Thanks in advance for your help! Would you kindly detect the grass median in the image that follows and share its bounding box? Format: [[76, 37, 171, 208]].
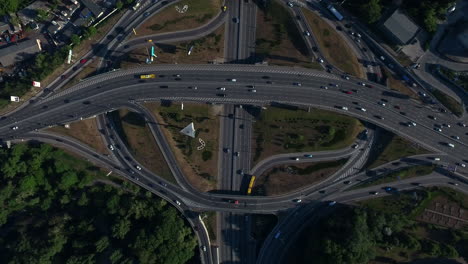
[[255, 1, 321, 69], [135, 0, 222, 36], [109, 109, 175, 183], [366, 130, 430, 169], [431, 89, 463, 117], [252, 106, 363, 163], [301, 8, 364, 77]]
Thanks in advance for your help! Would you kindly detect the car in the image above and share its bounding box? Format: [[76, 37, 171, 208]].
[[304, 31, 310, 36], [433, 157, 441, 161], [219, 87, 226, 91], [411, 182, 421, 186], [294, 82, 302, 86], [275, 231, 282, 239], [457, 163, 466, 168], [365, 84, 373, 88], [175, 200, 181, 206], [80, 59, 87, 64], [328, 201, 336, 206], [230, 78, 237, 82], [224, 148, 230, 153], [296, 15, 301, 20], [318, 58, 324, 63], [135, 165, 142, 170], [362, 47, 367, 52], [216, 93, 226, 97], [370, 191, 379, 195], [358, 82, 366, 86], [449, 182, 459, 186], [287, 1, 293, 7], [312, 46, 318, 52], [336, 26, 342, 31], [434, 127, 442, 132], [235, 152, 240, 157], [447, 143, 455, 148], [293, 199, 302, 203], [451, 135, 460, 140], [11, 126, 19, 130], [428, 115, 437, 120], [144, 11, 150, 17], [352, 144, 359, 149], [222, 5, 227, 11], [202, 246, 207, 252], [293, 157, 300, 161], [378, 101, 386, 107], [442, 123, 451, 128], [329, 83, 339, 87], [321, 86, 328, 89], [341, 106, 348, 111], [375, 115, 384, 120], [410, 122, 417, 126], [384, 187, 395, 192], [304, 154, 313, 158], [358, 107, 367, 112], [394, 105, 401, 110], [233, 17, 239, 23], [250, 89, 257, 93], [108, 145, 115, 151], [345, 91, 352, 94], [343, 75, 350, 80], [343, 181, 351, 185], [458, 122, 466, 127]]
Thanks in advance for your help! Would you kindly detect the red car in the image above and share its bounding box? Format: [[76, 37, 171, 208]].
[[80, 59, 88, 64], [345, 91, 352, 94], [394, 105, 401, 109]]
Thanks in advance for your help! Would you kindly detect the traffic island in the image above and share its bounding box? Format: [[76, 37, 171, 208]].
[[252, 159, 348, 196], [252, 105, 363, 164], [255, 1, 321, 69], [109, 109, 175, 183], [119, 25, 225, 67], [301, 8, 364, 77], [133, 0, 222, 36], [431, 89, 463, 118], [145, 102, 220, 192], [381, 68, 419, 100], [46, 117, 109, 155]]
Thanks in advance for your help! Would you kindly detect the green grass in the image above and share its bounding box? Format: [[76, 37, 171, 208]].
[[253, 106, 362, 161], [203, 211, 217, 241], [431, 89, 463, 117], [354, 164, 435, 190], [367, 130, 430, 169]]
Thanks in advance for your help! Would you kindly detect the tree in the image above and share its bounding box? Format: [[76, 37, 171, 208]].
[[70, 34, 81, 46], [359, 0, 382, 24], [116, 1, 123, 9], [423, 8, 438, 33], [95, 236, 110, 253], [112, 218, 131, 239]]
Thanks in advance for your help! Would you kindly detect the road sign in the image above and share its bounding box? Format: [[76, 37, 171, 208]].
[[10, 96, 19, 102]]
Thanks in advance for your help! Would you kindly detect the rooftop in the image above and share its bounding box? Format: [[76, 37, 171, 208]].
[[381, 9, 420, 45], [0, 39, 42, 67]]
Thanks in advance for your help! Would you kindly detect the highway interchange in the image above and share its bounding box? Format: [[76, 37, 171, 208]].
[[2, 1, 468, 264]]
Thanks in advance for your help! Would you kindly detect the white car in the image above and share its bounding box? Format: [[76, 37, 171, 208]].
[[318, 58, 324, 63], [11, 126, 19, 130], [451, 135, 460, 140], [378, 101, 386, 107], [294, 82, 302, 86], [359, 107, 367, 112], [230, 79, 237, 82], [175, 200, 181, 206], [202, 246, 207, 252], [458, 122, 466, 127], [341, 106, 348, 111], [108, 145, 115, 151], [447, 143, 455, 148], [287, 1, 293, 7], [321, 86, 328, 89], [434, 127, 442, 132], [442, 124, 451, 128], [359, 82, 366, 86], [293, 199, 302, 203], [219, 87, 226, 91], [250, 89, 257, 93], [135, 165, 142, 170], [294, 157, 300, 161], [457, 163, 466, 168], [352, 144, 359, 149], [411, 122, 417, 126], [433, 157, 441, 161]]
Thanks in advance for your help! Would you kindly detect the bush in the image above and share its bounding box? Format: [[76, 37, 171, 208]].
[[202, 150, 212, 161]]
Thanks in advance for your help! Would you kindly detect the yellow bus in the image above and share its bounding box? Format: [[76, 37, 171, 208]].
[[247, 176, 256, 195], [140, 74, 156, 79]]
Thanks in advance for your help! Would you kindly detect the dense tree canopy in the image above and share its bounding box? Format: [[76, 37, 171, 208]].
[[0, 143, 197, 264]]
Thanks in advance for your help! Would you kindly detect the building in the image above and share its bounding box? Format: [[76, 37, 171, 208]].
[[17, 0, 50, 25], [0, 21, 11, 33], [80, 0, 104, 18], [379, 9, 420, 45], [0, 39, 42, 67]]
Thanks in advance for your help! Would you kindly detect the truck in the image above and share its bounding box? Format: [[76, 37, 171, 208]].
[[140, 74, 156, 79], [327, 4, 343, 21], [133, 2, 141, 10]]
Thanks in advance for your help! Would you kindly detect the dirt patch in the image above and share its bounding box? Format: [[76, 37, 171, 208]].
[[120, 25, 224, 68], [60, 59, 101, 91], [252, 106, 363, 163], [255, 1, 321, 69], [417, 196, 468, 229], [382, 68, 419, 99], [254, 159, 347, 196], [134, 0, 222, 36], [114, 109, 175, 183], [302, 8, 364, 77], [145, 102, 220, 192], [47, 117, 109, 155]]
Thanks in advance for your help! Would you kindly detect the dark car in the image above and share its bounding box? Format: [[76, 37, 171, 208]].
[[312, 46, 318, 52], [217, 93, 227, 97]]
